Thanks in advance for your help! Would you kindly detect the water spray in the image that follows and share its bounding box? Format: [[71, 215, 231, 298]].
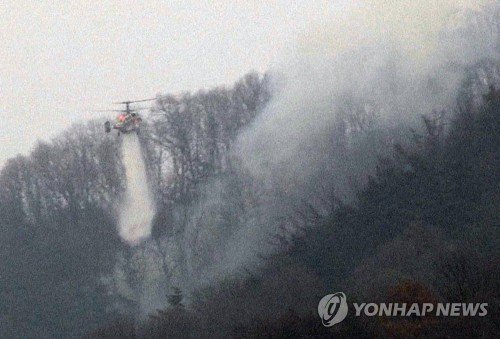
[[118, 134, 155, 245]]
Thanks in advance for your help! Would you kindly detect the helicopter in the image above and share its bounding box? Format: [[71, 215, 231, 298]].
[[102, 98, 155, 135]]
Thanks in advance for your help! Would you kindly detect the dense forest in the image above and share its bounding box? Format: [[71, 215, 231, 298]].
[[0, 58, 498, 337], [0, 72, 273, 337]]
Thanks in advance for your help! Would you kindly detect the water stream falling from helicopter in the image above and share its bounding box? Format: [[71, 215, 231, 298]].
[[118, 133, 155, 245]]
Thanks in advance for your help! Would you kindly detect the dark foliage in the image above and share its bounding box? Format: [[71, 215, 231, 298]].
[[99, 89, 499, 338], [1, 70, 498, 338]]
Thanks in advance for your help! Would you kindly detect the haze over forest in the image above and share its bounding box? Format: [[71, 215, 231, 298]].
[[0, 1, 498, 338]]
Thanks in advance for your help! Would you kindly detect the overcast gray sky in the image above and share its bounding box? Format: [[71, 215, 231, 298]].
[[0, 0, 338, 166]]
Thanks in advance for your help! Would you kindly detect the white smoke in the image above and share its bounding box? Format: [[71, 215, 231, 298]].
[[117, 0, 499, 302], [211, 0, 499, 280], [118, 134, 155, 245], [237, 0, 498, 194]]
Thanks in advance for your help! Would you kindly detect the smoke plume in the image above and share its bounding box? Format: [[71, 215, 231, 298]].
[[117, 0, 499, 305], [213, 0, 499, 280], [237, 0, 498, 196], [118, 134, 155, 245]]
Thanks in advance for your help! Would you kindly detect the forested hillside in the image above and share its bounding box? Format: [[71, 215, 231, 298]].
[[1, 61, 498, 337], [1, 1, 498, 338], [0, 72, 271, 338], [94, 72, 499, 339]]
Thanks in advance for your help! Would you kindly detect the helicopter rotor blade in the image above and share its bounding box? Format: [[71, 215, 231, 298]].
[[94, 107, 150, 113], [94, 109, 128, 112], [132, 98, 156, 103], [113, 98, 156, 104]]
